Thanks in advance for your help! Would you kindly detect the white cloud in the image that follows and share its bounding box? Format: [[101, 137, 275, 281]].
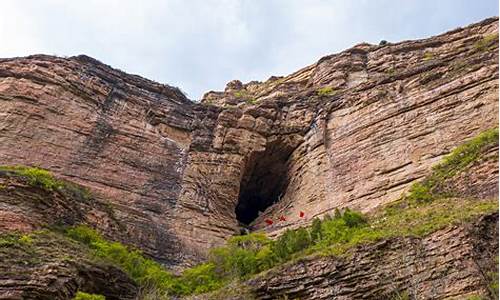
[[0, 0, 497, 99]]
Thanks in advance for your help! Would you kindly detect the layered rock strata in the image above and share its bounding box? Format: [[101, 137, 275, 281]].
[[0, 18, 497, 269]]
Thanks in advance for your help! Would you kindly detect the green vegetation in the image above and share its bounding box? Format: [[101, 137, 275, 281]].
[[65, 225, 224, 297], [466, 296, 484, 300], [62, 211, 367, 297], [246, 98, 257, 104], [208, 211, 364, 279], [0, 165, 93, 202], [488, 256, 499, 299], [18, 234, 34, 245], [7, 128, 497, 298], [66, 226, 181, 294], [391, 291, 410, 300], [386, 67, 396, 76], [234, 91, 245, 98], [474, 33, 498, 51], [405, 127, 498, 204], [0, 166, 63, 191], [422, 51, 435, 61], [73, 292, 106, 300], [317, 86, 336, 96], [0, 233, 36, 247], [234, 90, 257, 104]]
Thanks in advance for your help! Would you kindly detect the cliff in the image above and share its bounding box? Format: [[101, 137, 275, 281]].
[[0, 17, 498, 299]]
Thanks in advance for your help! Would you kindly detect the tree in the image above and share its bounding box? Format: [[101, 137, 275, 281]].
[[310, 218, 323, 242], [342, 209, 366, 228], [294, 227, 312, 251]]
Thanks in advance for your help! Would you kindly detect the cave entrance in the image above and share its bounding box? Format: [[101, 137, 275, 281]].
[[235, 140, 294, 226]]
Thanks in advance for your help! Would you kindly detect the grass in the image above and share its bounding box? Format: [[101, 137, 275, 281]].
[[234, 90, 257, 104], [65, 225, 224, 297], [405, 127, 498, 204], [474, 33, 498, 52], [0, 166, 63, 191], [246, 98, 257, 104], [317, 86, 336, 96], [0, 233, 35, 247], [422, 51, 435, 61], [0, 165, 93, 202], [234, 91, 245, 98], [73, 292, 106, 300]]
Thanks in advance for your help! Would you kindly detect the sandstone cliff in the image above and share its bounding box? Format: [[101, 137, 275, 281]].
[[0, 17, 498, 300]]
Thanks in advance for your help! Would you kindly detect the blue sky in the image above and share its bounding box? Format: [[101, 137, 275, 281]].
[[1, 0, 498, 100]]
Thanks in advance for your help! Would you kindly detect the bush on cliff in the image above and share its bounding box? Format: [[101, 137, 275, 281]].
[[0, 165, 93, 201], [0, 165, 62, 191], [73, 292, 106, 300]]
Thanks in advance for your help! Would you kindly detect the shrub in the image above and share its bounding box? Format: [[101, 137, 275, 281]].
[[227, 232, 269, 251], [294, 227, 312, 251], [319, 213, 365, 246], [0, 166, 62, 191], [19, 234, 34, 245], [179, 263, 224, 294], [422, 51, 434, 61], [317, 86, 336, 96], [66, 225, 185, 295], [342, 209, 366, 228], [210, 233, 273, 278], [255, 245, 276, 271], [73, 292, 106, 300]]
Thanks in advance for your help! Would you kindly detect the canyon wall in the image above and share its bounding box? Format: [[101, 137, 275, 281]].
[[0, 17, 498, 270]]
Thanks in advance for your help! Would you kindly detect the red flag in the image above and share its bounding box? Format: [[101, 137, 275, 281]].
[[299, 211, 305, 218], [279, 215, 286, 221], [265, 219, 273, 225]]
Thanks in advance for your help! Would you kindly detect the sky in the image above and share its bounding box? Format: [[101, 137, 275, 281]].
[[1, 1, 498, 100]]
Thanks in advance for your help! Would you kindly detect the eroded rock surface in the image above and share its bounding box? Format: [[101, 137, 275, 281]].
[[247, 213, 498, 300], [0, 231, 137, 300], [0, 17, 498, 271]]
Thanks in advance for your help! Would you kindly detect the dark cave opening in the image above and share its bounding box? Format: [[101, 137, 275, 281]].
[[235, 141, 294, 226]]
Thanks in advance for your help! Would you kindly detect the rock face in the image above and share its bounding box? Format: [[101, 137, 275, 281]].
[[0, 231, 137, 300], [247, 213, 499, 300], [0, 172, 138, 300], [0, 17, 498, 273], [0, 54, 196, 267], [242, 140, 499, 300]]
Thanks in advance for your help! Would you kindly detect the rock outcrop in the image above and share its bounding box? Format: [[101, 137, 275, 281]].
[[247, 213, 498, 300], [0, 230, 137, 300], [0, 16, 498, 276], [0, 171, 138, 299]]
